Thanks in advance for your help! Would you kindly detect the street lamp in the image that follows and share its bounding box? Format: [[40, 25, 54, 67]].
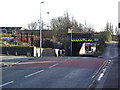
[[70, 29, 73, 56], [39, 1, 45, 57], [68, 28, 73, 56], [47, 12, 49, 30]]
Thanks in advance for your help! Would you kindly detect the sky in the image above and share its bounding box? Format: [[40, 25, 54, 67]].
[[0, 0, 119, 32]]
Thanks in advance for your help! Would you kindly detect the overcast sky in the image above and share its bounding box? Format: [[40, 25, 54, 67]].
[[0, 0, 119, 32]]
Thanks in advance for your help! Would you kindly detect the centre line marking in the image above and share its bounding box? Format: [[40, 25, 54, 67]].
[[24, 70, 44, 78], [49, 63, 58, 68], [0, 81, 14, 87]]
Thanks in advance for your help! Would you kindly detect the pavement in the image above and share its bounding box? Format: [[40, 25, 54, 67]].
[[0, 55, 35, 68], [102, 43, 119, 88], [103, 58, 119, 88], [94, 42, 119, 89]]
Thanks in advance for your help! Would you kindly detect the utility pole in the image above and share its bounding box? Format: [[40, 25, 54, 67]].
[[39, 1, 45, 57], [71, 29, 73, 56]]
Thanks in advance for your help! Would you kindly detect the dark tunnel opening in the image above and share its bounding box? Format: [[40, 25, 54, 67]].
[[72, 42, 83, 56]]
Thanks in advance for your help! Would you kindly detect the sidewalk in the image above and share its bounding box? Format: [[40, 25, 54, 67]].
[[95, 42, 119, 89], [95, 59, 119, 89], [103, 58, 119, 88], [0, 55, 35, 68], [101, 44, 120, 88]]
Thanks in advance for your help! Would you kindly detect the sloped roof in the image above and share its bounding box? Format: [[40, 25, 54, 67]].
[[0, 27, 22, 30]]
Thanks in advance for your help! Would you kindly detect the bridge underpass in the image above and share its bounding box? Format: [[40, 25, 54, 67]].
[[72, 42, 84, 56], [66, 33, 98, 56], [72, 40, 94, 56]]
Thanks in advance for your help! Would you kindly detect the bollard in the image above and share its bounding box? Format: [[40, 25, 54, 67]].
[[27, 52, 31, 57], [6, 51, 9, 56], [15, 52, 18, 56]]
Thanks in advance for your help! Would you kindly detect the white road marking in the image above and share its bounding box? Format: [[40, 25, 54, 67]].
[[0, 81, 14, 87], [49, 63, 58, 68], [91, 60, 107, 79], [24, 70, 44, 78], [97, 73, 104, 81]]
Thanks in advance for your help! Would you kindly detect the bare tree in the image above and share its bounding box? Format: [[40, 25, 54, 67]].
[[28, 21, 38, 30], [51, 11, 72, 43], [82, 20, 94, 33], [115, 26, 119, 35], [78, 23, 84, 32], [50, 12, 95, 43], [87, 25, 95, 33], [71, 17, 79, 33], [105, 22, 113, 31]]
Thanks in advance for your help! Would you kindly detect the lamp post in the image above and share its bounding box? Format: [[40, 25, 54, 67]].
[[70, 29, 73, 56], [47, 12, 49, 30], [68, 28, 73, 56], [39, 1, 45, 57]]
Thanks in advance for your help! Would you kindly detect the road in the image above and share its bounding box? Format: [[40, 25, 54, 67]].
[[1, 56, 105, 88], [102, 42, 118, 60], [0, 56, 34, 67], [1, 42, 118, 89], [95, 42, 119, 88]]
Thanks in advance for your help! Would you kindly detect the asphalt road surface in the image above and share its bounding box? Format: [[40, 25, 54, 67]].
[[96, 42, 119, 88], [1, 56, 106, 88], [1, 42, 119, 89], [102, 42, 118, 60]]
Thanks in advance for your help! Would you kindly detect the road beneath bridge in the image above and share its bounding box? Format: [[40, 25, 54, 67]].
[[2, 57, 105, 88], [1, 42, 119, 89]]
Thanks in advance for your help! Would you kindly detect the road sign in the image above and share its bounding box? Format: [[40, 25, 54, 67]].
[[0, 29, 7, 33], [94, 38, 99, 41], [1, 37, 14, 39]]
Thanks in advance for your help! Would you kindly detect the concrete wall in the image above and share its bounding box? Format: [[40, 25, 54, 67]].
[[79, 43, 86, 55], [35, 48, 62, 57], [0, 47, 61, 57], [0, 47, 36, 56]]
